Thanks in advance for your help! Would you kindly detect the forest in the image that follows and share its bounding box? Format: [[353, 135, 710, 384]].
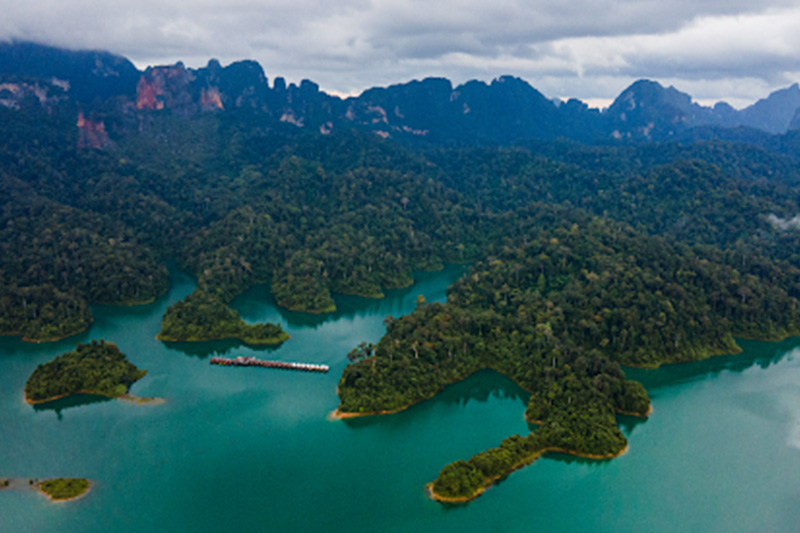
[[337, 206, 800, 499], [24, 340, 147, 403], [6, 93, 800, 500]]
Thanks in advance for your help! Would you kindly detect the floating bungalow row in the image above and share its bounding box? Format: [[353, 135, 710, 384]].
[[210, 355, 329, 373]]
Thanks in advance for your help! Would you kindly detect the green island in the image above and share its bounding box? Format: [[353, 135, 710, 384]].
[[36, 478, 91, 502], [157, 290, 289, 344], [24, 340, 151, 404], [336, 210, 800, 502]]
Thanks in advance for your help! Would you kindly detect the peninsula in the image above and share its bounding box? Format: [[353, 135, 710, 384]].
[[24, 340, 149, 404], [335, 213, 800, 502]]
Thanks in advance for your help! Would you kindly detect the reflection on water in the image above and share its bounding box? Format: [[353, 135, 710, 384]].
[[343, 369, 529, 430], [32, 394, 113, 420], [6, 259, 800, 533], [617, 413, 648, 435], [544, 451, 619, 467], [436, 369, 528, 407], [625, 337, 798, 390], [231, 266, 470, 330], [161, 338, 284, 358]]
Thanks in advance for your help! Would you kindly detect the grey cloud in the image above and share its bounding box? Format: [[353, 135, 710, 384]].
[[363, 0, 796, 55], [1, 0, 799, 106]]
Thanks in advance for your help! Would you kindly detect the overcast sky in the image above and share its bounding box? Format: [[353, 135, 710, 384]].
[[2, 0, 799, 108]]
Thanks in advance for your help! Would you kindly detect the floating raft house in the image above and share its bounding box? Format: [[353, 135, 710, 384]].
[[210, 355, 329, 373]]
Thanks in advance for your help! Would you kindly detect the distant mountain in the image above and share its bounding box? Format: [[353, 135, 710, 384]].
[[602, 80, 800, 141], [739, 83, 800, 134], [0, 41, 139, 103], [342, 76, 571, 143], [604, 80, 738, 140], [2, 41, 800, 147]]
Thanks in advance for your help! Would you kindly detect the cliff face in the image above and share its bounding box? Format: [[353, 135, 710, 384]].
[[133, 60, 276, 115], [200, 87, 224, 111], [136, 64, 195, 113], [76, 112, 111, 149], [0, 80, 66, 110], [4, 42, 800, 150]]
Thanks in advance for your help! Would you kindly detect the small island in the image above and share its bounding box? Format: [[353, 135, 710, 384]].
[[37, 478, 91, 502], [25, 340, 148, 404], [157, 291, 290, 344]]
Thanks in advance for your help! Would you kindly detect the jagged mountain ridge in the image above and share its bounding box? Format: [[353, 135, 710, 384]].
[[2, 41, 800, 146]]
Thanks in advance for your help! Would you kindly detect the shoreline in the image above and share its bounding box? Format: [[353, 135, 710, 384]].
[[25, 390, 164, 406], [156, 332, 290, 345], [426, 444, 629, 504], [276, 300, 337, 314], [621, 342, 745, 370], [617, 404, 652, 418], [119, 394, 166, 405], [96, 296, 157, 307], [331, 367, 493, 421], [0, 479, 92, 503], [2, 322, 92, 344], [333, 363, 653, 423], [332, 288, 386, 299], [38, 480, 93, 503], [328, 405, 412, 420]]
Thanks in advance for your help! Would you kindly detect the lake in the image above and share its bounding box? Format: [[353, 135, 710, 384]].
[[1, 264, 799, 532]]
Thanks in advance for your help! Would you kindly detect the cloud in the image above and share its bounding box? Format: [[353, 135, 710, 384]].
[[766, 214, 800, 231], [1, 0, 799, 105]]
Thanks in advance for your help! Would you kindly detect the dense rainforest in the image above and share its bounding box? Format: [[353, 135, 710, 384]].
[[6, 86, 800, 501], [24, 340, 146, 403], [337, 208, 800, 499]]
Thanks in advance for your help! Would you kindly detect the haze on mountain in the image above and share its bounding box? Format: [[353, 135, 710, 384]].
[[3, 41, 800, 148], [2, 0, 800, 108]]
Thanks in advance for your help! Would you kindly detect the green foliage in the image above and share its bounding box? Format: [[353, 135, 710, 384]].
[[37, 478, 90, 501], [157, 290, 289, 344], [8, 89, 800, 502], [431, 460, 485, 499], [0, 175, 168, 340], [339, 210, 800, 501], [0, 284, 92, 341], [24, 340, 146, 402]]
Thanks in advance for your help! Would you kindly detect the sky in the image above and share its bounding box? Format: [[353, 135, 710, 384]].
[[2, 0, 800, 109]]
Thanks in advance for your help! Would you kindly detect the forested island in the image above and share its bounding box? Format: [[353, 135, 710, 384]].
[[24, 340, 148, 404], [0, 477, 92, 502], [36, 478, 91, 502], [157, 291, 289, 344]]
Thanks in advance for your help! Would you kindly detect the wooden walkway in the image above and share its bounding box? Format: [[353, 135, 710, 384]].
[[210, 355, 329, 373]]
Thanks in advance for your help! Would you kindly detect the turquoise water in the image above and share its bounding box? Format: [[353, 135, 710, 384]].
[[2, 265, 800, 532]]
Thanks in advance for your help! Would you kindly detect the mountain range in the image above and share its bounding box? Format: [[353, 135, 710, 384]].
[[3, 41, 800, 147]]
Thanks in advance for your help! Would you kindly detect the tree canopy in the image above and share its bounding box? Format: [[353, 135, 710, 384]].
[[25, 340, 146, 403]]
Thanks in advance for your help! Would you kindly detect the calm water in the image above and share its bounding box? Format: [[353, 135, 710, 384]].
[[1, 265, 799, 532]]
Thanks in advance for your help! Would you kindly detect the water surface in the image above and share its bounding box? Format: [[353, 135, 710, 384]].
[[1, 265, 799, 532]]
